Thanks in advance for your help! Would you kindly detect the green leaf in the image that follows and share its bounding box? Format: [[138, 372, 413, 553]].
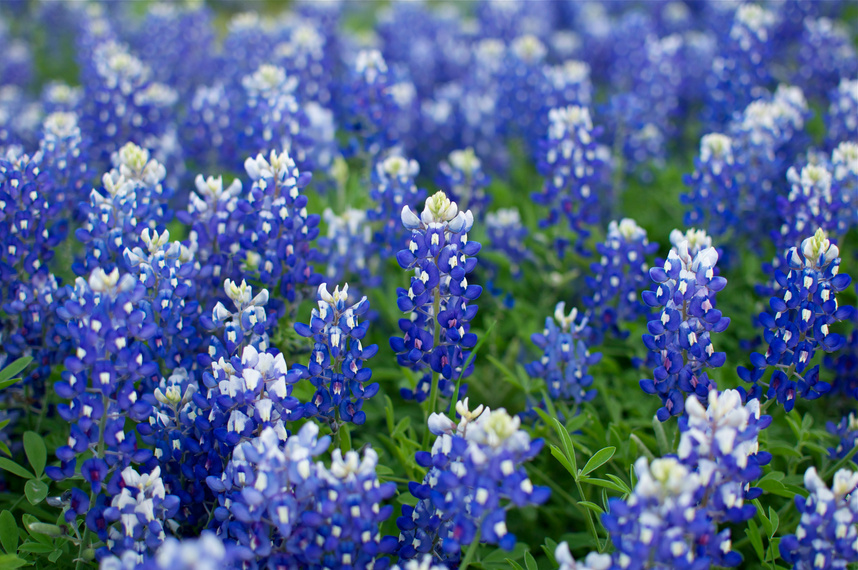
[[0, 554, 26, 569], [0, 356, 32, 387], [524, 551, 537, 570], [553, 418, 578, 474], [0, 458, 33, 480], [578, 501, 604, 514], [767, 445, 803, 458], [580, 447, 616, 477], [605, 474, 633, 495], [0, 510, 18, 555], [578, 476, 626, 494], [0, 442, 9, 458], [17, 542, 55, 554], [23, 432, 46, 477], [768, 506, 779, 538], [506, 560, 525, 570], [549, 445, 577, 477], [48, 549, 63, 563], [746, 519, 765, 561], [25, 479, 48, 505]]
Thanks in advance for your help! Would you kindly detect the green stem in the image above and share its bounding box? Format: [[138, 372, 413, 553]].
[[459, 528, 482, 570], [427, 286, 442, 416], [574, 477, 604, 553]]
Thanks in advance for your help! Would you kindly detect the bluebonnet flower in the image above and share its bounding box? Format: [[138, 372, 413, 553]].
[[100, 532, 235, 570], [827, 413, 858, 465], [78, 40, 178, 167], [241, 149, 322, 307], [207, 423, 396, 568], [705, 5, 777, 128], [293, 283, 379, 426], [73, 142, 173, 277], [199, 278, 273, 368], [584, 219, 658, 341], [0, 86, 42, 148], [527, 303, 601, 407], [102, 466, 180, 558], [41, 81, 83, 115], [320, 207, 378, 289], [831, 142, 858, 233], [128, 3, 216, 98], [774, 163, 838, 254], [50, 268, 156, 547], [824, 279, 857, 400], [182, 82, 240, 172], [827, 78, 858, 145], [641, 229, 730, 421], [437, 148, 491, 219], [122, 228, 201, 374], [239, 64, 308, 166], [677, 389, 772, 525], [391, 555, 449, 570], [391, 191, 481, 410], [369, 153, 426, 255], [272, 21, 333, 107], [532, 106, 605, 239], [794, 17, 858, 102], [0, 21, 33, 88], [554, 543, 611, 570], [600, 456, 742, 569], [485, 208, 530, 280], [728, 86, 810, 246], [339, 49, 407, 159], [217, 12, 276, 86], [739, 230, 854, 410], [397, 400, 549, 564], [496, 34, 550, 155], [0, 150, 69, 387], [543, 61, 592, 118], [38, 111, 94, 218], [178, 174, 243, 306], [682, 134, 739, 239], [779, 467, 858, 569]]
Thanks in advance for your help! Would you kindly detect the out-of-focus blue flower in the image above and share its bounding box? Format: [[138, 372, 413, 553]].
[[602, 456, 741, 569], [293, 283, 379, 426], [827, 78, 858, 145], [320, 207, 378, 290], [207, 423, 395, 568], [641, 229, 730, 421], [38, 111, 94, 219], [585, 218, 658, 341], [774, 163, 838, 254], [485, 208, 530, 280], [527, 302, 601, 407], [794, 17, 858, 102], [827, 413, 858, 465], [705, 5, 777, 128], [779, 467, 858, 568], [369, 153, 426, 254], [100, 532, 236, 570], [682, 133, 738, 239], [532, 106, 606, 240], [437, 148, 491, 219], [396, 400, 549, 564], [739, 230, 854, 410]]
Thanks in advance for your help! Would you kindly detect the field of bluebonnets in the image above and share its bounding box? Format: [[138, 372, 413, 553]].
[[0, 0, 856, 568]]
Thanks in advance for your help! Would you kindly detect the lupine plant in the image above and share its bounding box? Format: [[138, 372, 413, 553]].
[[0, 3, 855, 570]]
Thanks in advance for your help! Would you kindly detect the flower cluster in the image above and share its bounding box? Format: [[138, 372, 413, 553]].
[[641, 229, 730, 420], [779, 467, 858, 568], [73, 142, 173, 277], [208, 423, 396, 568], [827, 413, 858, 466], [397, 400, 549, 564], [436, 148, 491, 218], [369, 153, 425, 254], [50, 268, 156, 553], [293, 283, 379, 426], [827, 78, 858, 145], [677, 390, 772, 525], [532, 106, 605, 239], [584, 218, 658, 342], [682, 133, 738, 239], [38, 111, 93, 217], [739, 230, 854, 410], [527, 303, 601, 407], [100, 532, 234, 570], [319, 207, 377, 289], [391, 191, 481, 406], [603, 456, 740, 569], [485, 208, 529, 281]]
